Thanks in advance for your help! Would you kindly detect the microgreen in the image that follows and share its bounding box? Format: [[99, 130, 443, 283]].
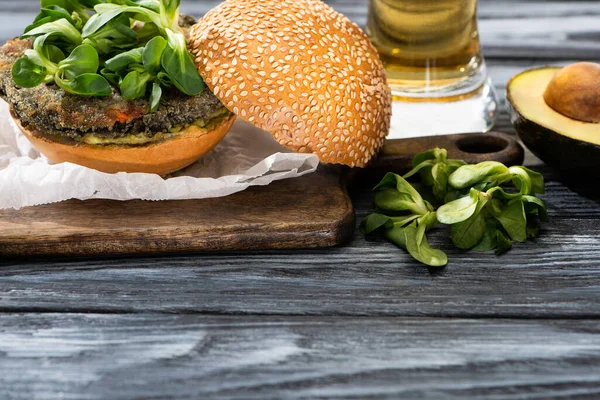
[[362, 149, 547, 268], [12, 34, 111, 96], [12, 56, 48, 88], [143, 36, 166, 74], [362, 172, 445, 268], [12, 0, 205, 109], [403, 147, 466, 203], [21, 18, 83, 48], [25, 0, 98, 33], [161, 29, 206, 96]]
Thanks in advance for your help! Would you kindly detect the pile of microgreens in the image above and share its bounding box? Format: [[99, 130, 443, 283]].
[[11, 0, 205, 111], [361, 148, 548, 267]]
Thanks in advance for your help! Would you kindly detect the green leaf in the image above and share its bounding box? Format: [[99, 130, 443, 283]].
[[161, 29, 205, 96], [376, 174, 414, 198], [472, 219, 499, 252], [495, 200, 527, 243], [81, 4, 152, 38], [128, 64, 147, 73], [521, 167, 545, 195], [509, 166, 544, 195], [11, 56, 48, 88], [393, 214, 421, 227], [405, 149, 465, 199], [447, 159, 467, 168], [160, 0, 181, 27], [508, 166, 533, 195], [77, 0, 103, 8], [412, 148, 443, 167], [486, 186, 522, 202], [156, 71, 172, 87], [421, 211, 439, 231], [403, 221, 448, 267], [149, 81, 162, 112], [101, 67, 122, 86], [40, 6, 75, 23], [26, 6, 76, 33], [449, 161, 509, 189], [82, 6, 129, 37], [135, 21, 161, 43], [374, 173, 429, 215], [31, 34, 57, 68], [361, 213, 394, 235], [436, 189, 480, 225], [41, 0, 99, 10], [45, 44, 66, 63], [143, 36, 167, 74], [374, 188, 416, 213], [83, 17, 138, 56], [39, 0, 96, 23], [495, 230, 513, 255], [22, 19, 82, 45], [25, 16, 53, 34], [109, 17, 138, 42], [55, 73, 112, 96], [384, 225, 408, 249], [119, 70, 151, 100], [57, 44, 100, 79], [374, 172, 400, 191], [105, 47, 143, 72], [83, 3, 161, 38], [521, 195, 548, 222], [125, 0, 161, 12], [383, 221, 448, 267], [431, 162, 450, 201], [406, 148, 445, 186], [403, 159, 434, 180], [450, 208, 486, 249]]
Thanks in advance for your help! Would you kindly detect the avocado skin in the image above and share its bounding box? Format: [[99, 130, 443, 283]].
[[507, 100, 600, 177]]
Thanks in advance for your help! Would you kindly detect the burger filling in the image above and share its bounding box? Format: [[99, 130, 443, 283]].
[[0, 4, 232, 147], [0, 37, 230, 146], [81, 107, 230, 145]]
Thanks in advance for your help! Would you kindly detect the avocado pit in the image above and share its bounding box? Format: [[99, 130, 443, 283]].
[[543, 62, 600, 123]]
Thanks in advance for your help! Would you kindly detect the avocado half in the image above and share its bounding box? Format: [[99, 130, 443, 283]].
[[507, 67, 600, 176]]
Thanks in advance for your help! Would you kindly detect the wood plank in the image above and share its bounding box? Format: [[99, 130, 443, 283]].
[[1, 314, 600, 399], [0, 2, 596, 318], [0, 166, 354, 257], [1, 199, 600, 317]]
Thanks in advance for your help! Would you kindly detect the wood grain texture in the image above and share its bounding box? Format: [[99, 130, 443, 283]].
[[2, 314, 600, 400], [368, 131, 524, 180], [0, 166, 354, 257], [1, 167, 599, 317], [0, 132, 524, 258], [0, 2, 599, 398]]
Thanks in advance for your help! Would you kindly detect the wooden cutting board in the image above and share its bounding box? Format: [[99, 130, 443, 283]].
[[0, 131, 523, 258]]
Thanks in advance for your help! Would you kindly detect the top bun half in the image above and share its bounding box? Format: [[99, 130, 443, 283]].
[[189, 0, 392, 167]]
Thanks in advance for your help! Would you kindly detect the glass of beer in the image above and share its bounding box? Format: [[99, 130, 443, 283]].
[[367, 0, 497, 137]]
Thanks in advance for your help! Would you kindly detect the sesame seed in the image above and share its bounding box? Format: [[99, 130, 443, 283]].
[[190, 0, 391, 167]]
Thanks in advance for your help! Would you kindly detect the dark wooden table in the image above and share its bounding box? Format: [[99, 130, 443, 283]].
[[2, 1, 600, 399]]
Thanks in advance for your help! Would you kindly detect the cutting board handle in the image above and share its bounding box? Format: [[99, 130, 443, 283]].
[[366, 131, 524, 179]]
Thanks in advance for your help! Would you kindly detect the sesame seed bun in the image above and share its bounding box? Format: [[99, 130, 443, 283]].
[[12, 110, 236, 176], [189, 0, 392, 167]]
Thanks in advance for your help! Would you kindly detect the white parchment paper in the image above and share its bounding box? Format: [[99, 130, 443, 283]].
[[0, 100, 319, 209]]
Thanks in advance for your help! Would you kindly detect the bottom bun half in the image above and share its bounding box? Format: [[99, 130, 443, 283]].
[[12, 112, 236, 176]]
